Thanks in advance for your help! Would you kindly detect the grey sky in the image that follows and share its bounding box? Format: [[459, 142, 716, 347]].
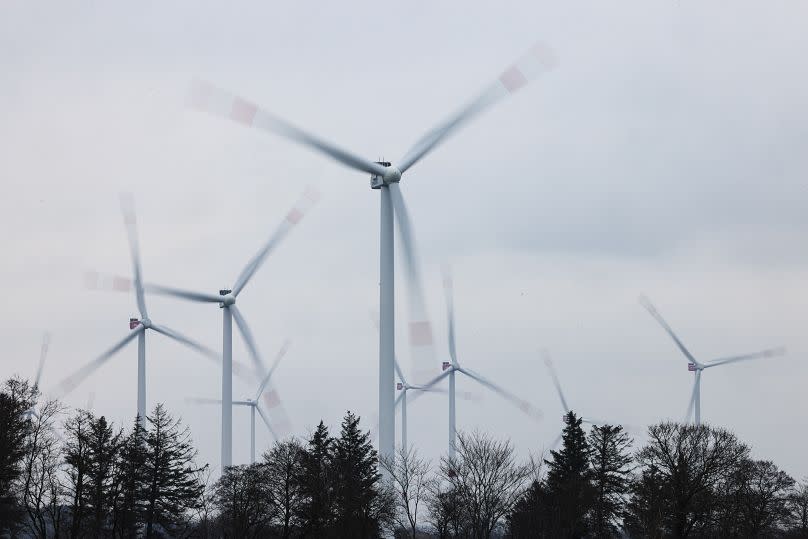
[[2, 1, 807, 478]]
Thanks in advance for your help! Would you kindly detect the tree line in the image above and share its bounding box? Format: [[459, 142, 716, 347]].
[[2, 377, 807, 538]]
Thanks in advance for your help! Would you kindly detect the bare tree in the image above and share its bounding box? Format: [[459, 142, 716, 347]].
[[788, 477, 808, 535], [636, 422, 749, 538], [263, 438, 305, 539], [440, 431, 534, 539], [20, 398, 65, 539], [380, 446, 435, 538]]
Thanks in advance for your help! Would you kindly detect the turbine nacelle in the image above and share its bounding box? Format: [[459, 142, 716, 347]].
[[218, 289, 236, 307], [370, 162, 402, 189]]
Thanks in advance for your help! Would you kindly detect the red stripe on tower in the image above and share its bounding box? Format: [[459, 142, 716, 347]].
[[499, 66, 528, 93], [409, 321, 433, 346], [230, 97, 258, 125]]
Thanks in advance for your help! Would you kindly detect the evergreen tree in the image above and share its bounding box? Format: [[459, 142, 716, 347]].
[[298, 421, 335, 537], [623, 464, 668, 539], [587, 424, 633, 538], [142, 404, 206, 538], [507, 480, 554, 538], [112, 416, 147, 538], [331, 411, 384, 538], [544, 411, 593, 538], [0, 378, 36, 535], [86, 415, 123, 536]]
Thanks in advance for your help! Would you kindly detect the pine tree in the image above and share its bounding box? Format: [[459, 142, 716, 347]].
[[331, 411, 384, 538], [142, 404, 206, 538], [544, 411, 593, 538], [0, 378, 36, 535], [86, 415, 123, 536], [213, 463, 274, 537], [623, 464, 667, 539], [112, 416, 147, 538], [587, 424, 633, 538], [298, 421, 335, 537]]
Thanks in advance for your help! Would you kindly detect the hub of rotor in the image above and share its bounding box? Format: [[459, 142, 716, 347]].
[[219, 289, 236, 307], [370, 161, 402, 189]]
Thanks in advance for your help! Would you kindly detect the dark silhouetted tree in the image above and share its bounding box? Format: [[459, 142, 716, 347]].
[[544, 411, 593, 538], [112, 416, 147, 537], [623, 464, 668, 539], [380, 446, 435, 538], [213, 463, 274, 538], [142, 404, 206, 538], [0, 377, 35, 534], [587, 424, 633, 538], [86, 415, 123, 536], [264, 438, 306, 539], [331, 411, 386, 538], [635, 422, 749, 538], [64, 409, 94, 539], [298, 420, 335, 537]]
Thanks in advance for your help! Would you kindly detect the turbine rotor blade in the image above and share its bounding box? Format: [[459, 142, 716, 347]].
[[388, 183, 435, 382], [145, 283, 224, 304], [397, 42, 556, 173], [256, 405, 280, 441], [396, 369, 452, 410], [230, 305, 266, 374], [255, 340, 291, 401], [51, 326, 143, 398], [34, 332, 51, 388], [187, 79, 388, 177], [684, 374, 699, 423], [119, 194, 148, 319], [542, 350, 570, 414], [639, 295, 699, 365], [442, 267, 458, 366], [459, 367, 543, 421], [149, 323, 220, 361], [370, 310, 407, 384], [704, 347, 785, 369], [232, 186, 320, 296]]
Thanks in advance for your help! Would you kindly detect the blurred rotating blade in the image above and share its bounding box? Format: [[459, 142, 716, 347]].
[[370, 310, 407, 384], [34, 332, 51, 389], [704, 347, 785, 369], [255, 340, 291, 401], [256, 405, 280, 441], [119, 194, 148, 319], [145, 282, 224, 303], [442, 267, 458, 366], [395, 369, 451, 410], [397, 42, 556, 174], [232, 186, 320, 297], [149, 323, 220, 361], [459, 366, 543, 421], [542, 350, 570, 414], [188, 79, 388, 177], [186, 397, 223, 405], [639, 295, 698, 365], [684, 373, 699, 423], [51, 326, 144, 398], [388, 183, 435, 382]]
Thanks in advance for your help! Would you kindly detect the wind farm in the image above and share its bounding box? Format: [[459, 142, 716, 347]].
[[2, 3, 807, 537]]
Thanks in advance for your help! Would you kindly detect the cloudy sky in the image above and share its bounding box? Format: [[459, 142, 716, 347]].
[[2, 1, 807, 478]]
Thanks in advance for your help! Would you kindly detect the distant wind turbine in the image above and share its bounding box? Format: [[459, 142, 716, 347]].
[[639, 295, 785, 425], [52, 195, 220, 422], [402, 269, 542, 458], [23, 332, 51, 421], [188, 340, 290, 464]]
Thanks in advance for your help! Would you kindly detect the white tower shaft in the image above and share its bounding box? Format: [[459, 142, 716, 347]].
[[449, 369, 456, 458], [401, 390, 408, 450], [378, 186, 395, 466], [250, 404, 256, 464], [137, 331, 146, 422], [222, 307, 233, 470]]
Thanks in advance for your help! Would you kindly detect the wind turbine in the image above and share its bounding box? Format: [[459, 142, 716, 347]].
[[400, 269, 542, 458], [118, 187, 317, 469], [639, 295, 785, 425], [52, 195, 220, 422], [188, 43, 556, 463], [188, 340, 290, 464]]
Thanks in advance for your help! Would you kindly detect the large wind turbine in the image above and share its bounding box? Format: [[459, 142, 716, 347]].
[[400, 269, 542, 457], [124, 188, 316, 469], [52, 196, 220, 421], [639, 295, 785, 425], [188, 340, 290, 464], [188, 43, 555, 462]]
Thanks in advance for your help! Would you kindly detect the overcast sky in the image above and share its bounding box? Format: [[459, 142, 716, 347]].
[[2, 1, 807, 479]]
